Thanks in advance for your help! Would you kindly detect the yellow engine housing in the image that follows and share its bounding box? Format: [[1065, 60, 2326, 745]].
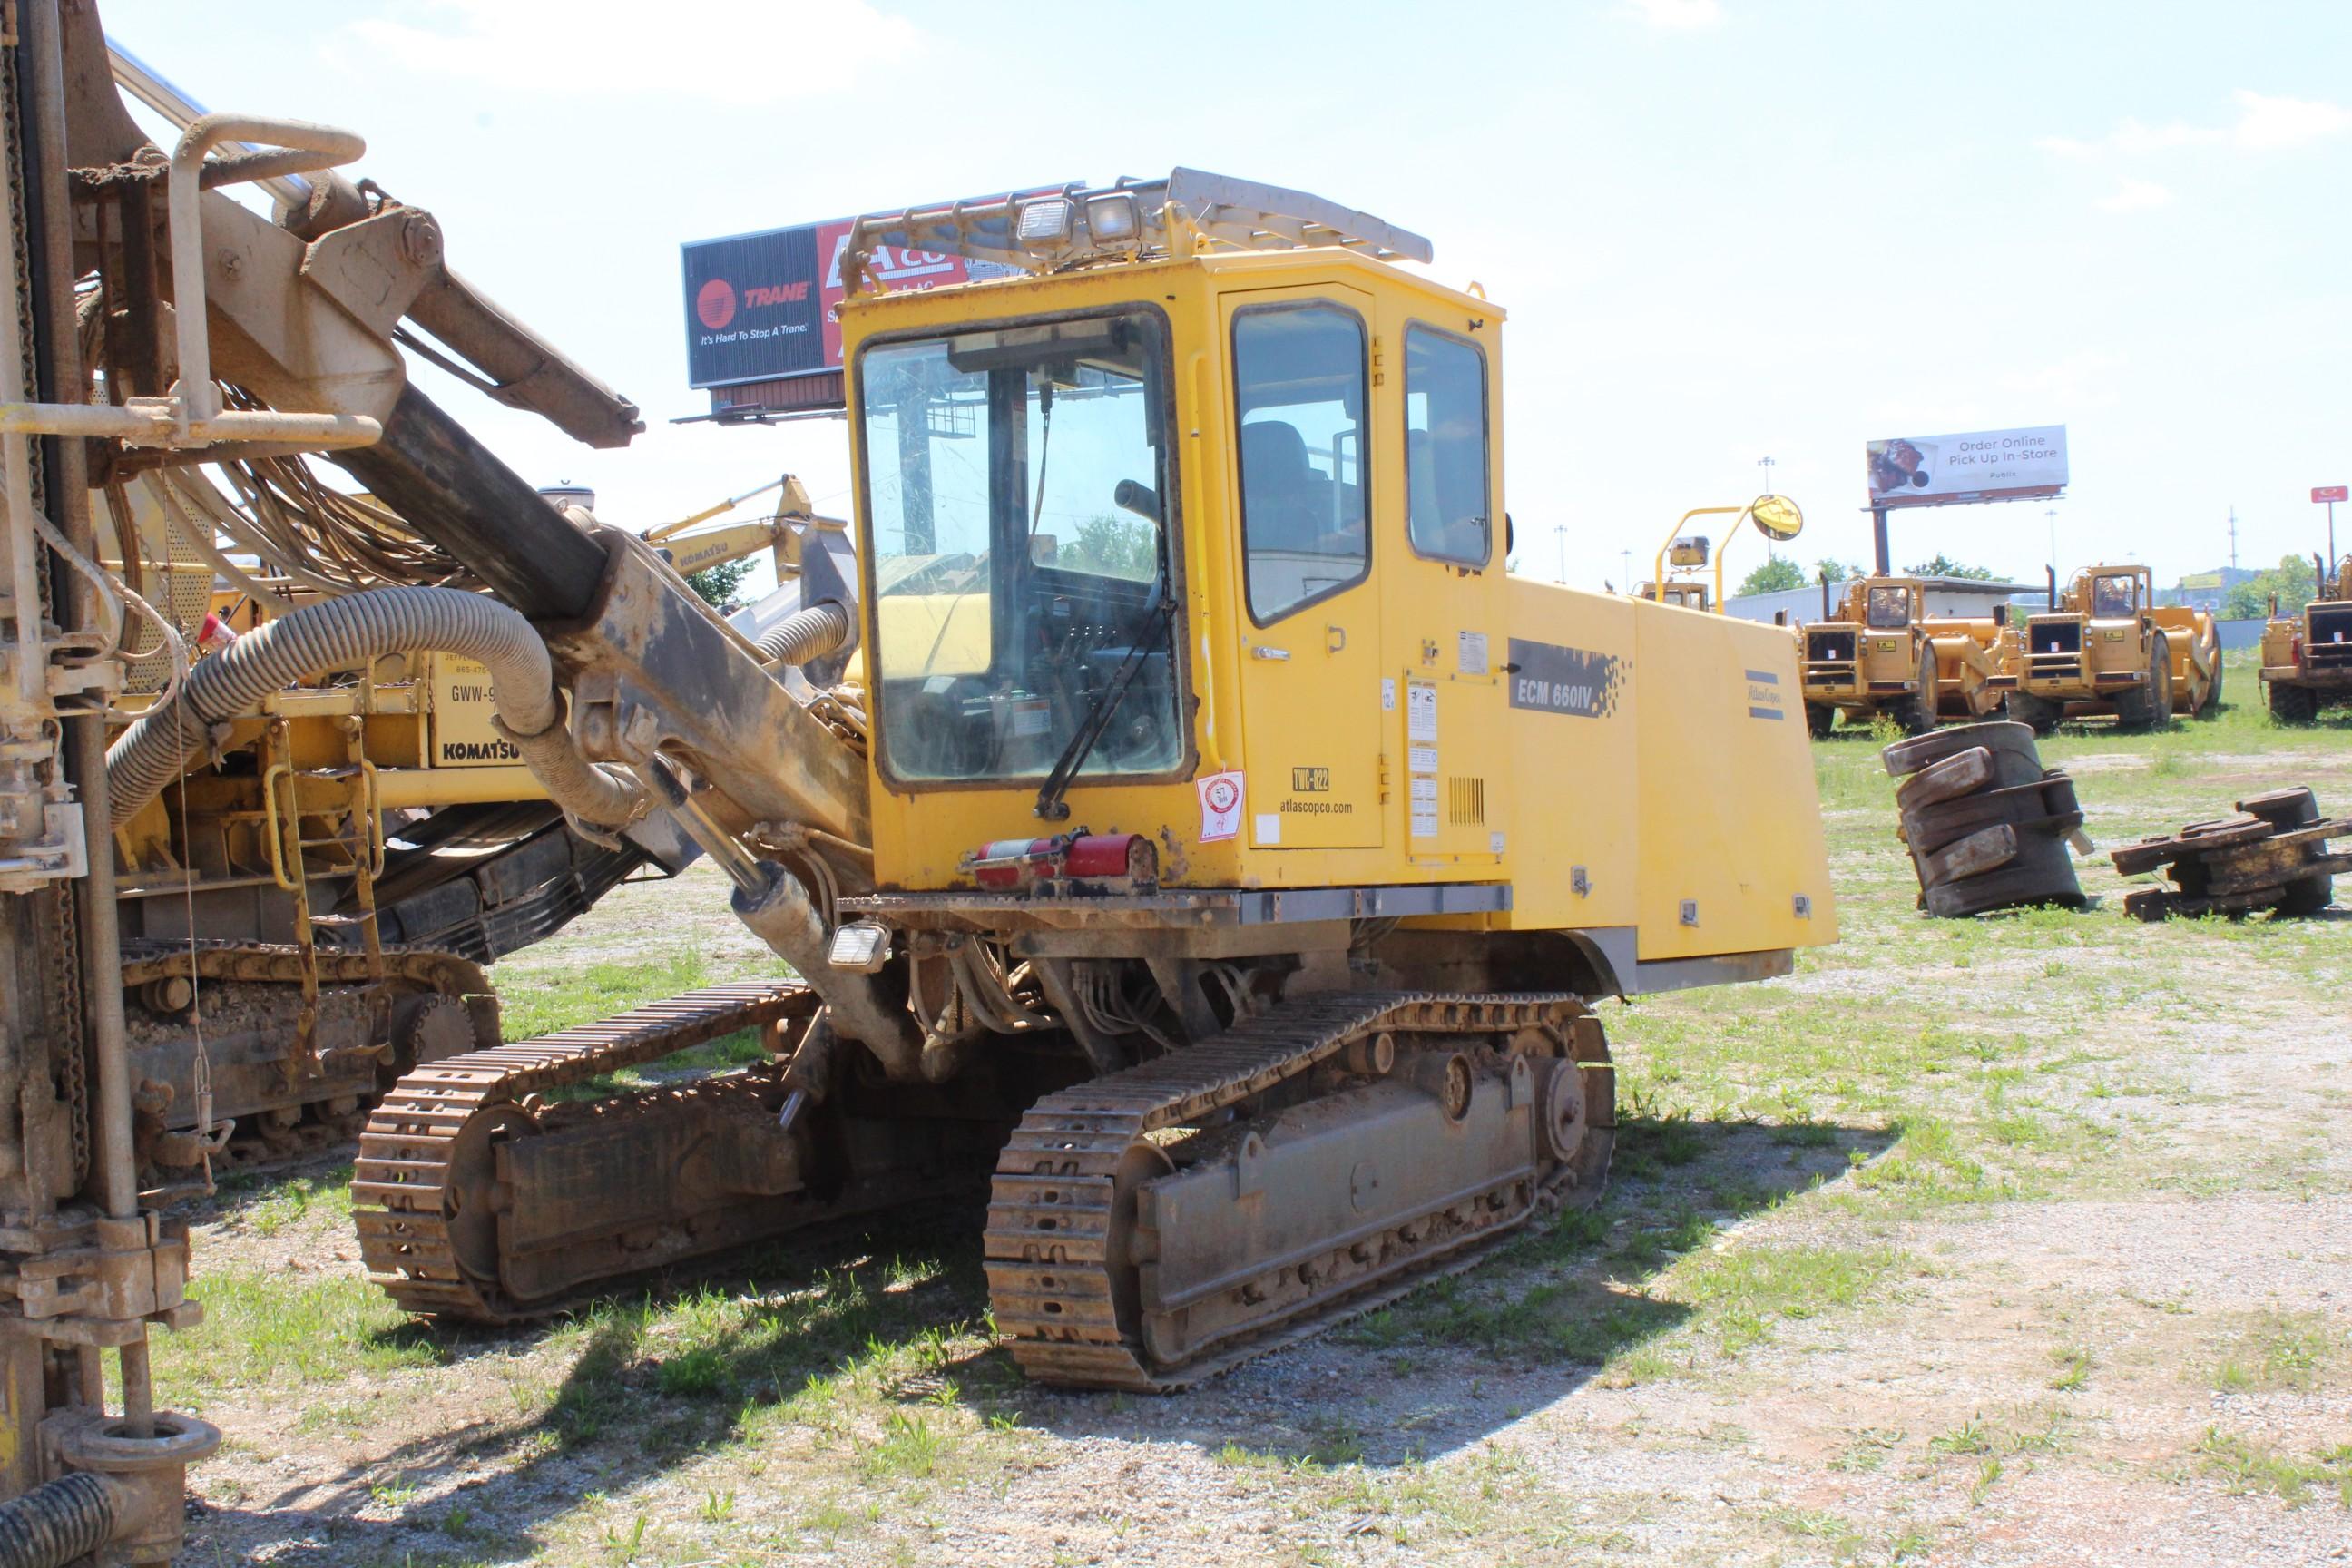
[[841, 246, 1835, 987]]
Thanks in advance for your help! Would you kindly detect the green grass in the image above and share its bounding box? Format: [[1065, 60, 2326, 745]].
[[2212, 1311, 2340, 1392], [2197, 1430, 2352, 1508], [494, 951, 716, 1039], [155, 1268, 441, 1412]]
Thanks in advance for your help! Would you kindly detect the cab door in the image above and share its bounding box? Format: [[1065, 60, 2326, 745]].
[[1225, 285, 1385, 850], [1385, 314, 1507, 862]]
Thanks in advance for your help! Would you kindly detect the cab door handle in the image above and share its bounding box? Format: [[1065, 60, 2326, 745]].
[[1326, 624, 1348, 653]]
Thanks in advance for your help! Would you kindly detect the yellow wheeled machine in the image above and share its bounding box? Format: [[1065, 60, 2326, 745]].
[[2259, 555, 2352, 722], [1798, 576, 2014, 737], [2008, 564, 2220, 733]]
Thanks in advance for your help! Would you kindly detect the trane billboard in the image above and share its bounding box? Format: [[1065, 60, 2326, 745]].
[[681, 197, 1045, 395], [1864, 425, 2069, 508]]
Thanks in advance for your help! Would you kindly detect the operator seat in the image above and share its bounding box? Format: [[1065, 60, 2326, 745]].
[[1240, 420, 1325, 554]]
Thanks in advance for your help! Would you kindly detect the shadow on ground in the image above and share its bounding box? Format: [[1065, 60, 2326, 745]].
[[184, 1113, 1892, 1563]]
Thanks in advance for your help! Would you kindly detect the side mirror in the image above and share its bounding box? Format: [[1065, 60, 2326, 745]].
[[1749, 493, 1803, 542], [1669, 535, 1710, 568]]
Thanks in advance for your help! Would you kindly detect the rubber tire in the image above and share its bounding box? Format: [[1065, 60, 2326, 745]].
[[2239, 789, 2334, 915], [1896, 652, 1939, 736], [1881, 719, 2040, 779], [2200, 650, 2223, 715], [2267, 680, 2319, 725], [1805, 702, 1836, 739], [2008, 690, 2061, 735], [2124, 633, 2172, 730]]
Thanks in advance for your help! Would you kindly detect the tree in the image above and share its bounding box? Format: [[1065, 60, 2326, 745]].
[[1735, 556, 1808, 596], [686, 559, 755, 614], [2222, 553, 2329, 621], [1905, 554, 1997, 581], [1057, 514, 1157, 580], [1815, 558, 1864, 584]]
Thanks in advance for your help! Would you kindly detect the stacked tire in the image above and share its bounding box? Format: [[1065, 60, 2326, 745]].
[[2111, 787, 2347, 920], [1884, 720, 2087, 917]]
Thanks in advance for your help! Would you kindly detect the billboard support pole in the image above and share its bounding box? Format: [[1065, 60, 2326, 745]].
[[1871, 505, 1890, 576]]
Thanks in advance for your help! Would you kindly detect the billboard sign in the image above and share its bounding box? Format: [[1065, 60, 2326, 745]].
[[683, 195, 1049, 391], [1864, 425, 2068, 508]]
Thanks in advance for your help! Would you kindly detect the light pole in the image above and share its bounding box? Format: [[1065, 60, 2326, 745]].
[[1757, 456, 1777, 556], [2044, 506, 2058, 578], [1620, 548, 1632, 594], [1553, 524, 1569, 586]]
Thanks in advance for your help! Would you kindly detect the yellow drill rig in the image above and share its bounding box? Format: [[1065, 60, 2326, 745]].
[[2, 18, 1839, 1551], [343, 172, 1839, 1388]]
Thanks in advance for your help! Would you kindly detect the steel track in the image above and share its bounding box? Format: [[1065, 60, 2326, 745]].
[[985, 990, 1609, 1391], [351, 980, 818, 1318]]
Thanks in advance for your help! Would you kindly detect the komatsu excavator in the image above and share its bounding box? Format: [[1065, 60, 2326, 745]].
[[0, 7, 1833, 1553]]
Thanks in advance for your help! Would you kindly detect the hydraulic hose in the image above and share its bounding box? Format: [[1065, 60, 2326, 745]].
[[106, 584, 640, 830], [754, 601, 851, 667], [0, 1473, 124, 1568]]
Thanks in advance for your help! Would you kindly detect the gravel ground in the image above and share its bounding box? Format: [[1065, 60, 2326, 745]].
[[164, 723, 2352, 1567]]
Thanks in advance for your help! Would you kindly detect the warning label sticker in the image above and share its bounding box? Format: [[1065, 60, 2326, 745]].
[[1197, 770, 1244, 843]]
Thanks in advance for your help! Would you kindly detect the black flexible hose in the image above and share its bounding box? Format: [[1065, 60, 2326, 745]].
[[0, 1473, 120, 1568]]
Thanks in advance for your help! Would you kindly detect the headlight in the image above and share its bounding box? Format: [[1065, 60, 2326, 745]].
[[827, 920, 893, 973]]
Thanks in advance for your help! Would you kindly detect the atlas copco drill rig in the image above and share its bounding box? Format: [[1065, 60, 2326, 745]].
[[6, 34, 1837, 1566], [348, 171, 1838, 1388]]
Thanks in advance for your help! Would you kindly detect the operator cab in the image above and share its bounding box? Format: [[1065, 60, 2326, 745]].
[[2089, 571, 2141, 619], [1864, 583, 1915, 630]]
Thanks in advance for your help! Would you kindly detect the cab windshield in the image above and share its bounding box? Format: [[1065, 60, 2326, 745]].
[[1865, 585, 1912, 629], [2090, 573, 2140, 618], [858, 309, 1183, 785]]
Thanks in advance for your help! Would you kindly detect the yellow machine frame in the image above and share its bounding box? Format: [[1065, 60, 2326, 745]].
[[842, 246, 1836, 975]]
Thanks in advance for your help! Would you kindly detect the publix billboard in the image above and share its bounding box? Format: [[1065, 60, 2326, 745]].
[[1864, 425, 2069, 508], [681, 193, 1053, 395]]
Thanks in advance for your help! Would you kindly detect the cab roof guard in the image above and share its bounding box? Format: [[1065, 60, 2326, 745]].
[[840, 168, 1433, 293]]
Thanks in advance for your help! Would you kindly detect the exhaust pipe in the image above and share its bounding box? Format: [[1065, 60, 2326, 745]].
[[2046, 565, 2057, 611]]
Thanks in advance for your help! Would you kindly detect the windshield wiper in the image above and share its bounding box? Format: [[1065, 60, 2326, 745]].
[[1034, 595, 1175, 821]]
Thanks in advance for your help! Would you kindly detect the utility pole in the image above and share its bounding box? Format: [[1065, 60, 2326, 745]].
[[2044, 505, 2058, 579], [1553, 524, 1568, 586], [1757, 456, 1777, 557], [1620, 548, 1632, 593], [2228, 505, 2239, 573]]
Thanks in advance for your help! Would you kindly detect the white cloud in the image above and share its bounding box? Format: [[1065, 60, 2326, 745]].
[[2095, 178, 2172, 213], [2040, 89, 2351, 162], [1626, 0, 1721, 30], [342, 0, 920, 103], [2231, 90, 2352, 151]]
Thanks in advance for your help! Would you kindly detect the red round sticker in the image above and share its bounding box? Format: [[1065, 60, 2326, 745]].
[[1204, 779, 1239, 812], [695, 279, 736, 330]]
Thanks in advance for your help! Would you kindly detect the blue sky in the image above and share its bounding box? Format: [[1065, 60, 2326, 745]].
[[107, 0, 2352, 593]]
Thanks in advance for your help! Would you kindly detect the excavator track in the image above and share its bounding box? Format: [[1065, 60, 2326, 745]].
[[121, 943, 496, 1173], [985, 991, 1612, 1391], [353, 981, 819, 1319]]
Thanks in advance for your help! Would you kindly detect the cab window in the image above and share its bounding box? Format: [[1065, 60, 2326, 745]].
[[1866, 586, 1911, 629], [1233, 303, 1368, 623], [1404, 326, 1490, 565], [2091, 574, 2139, 617]]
